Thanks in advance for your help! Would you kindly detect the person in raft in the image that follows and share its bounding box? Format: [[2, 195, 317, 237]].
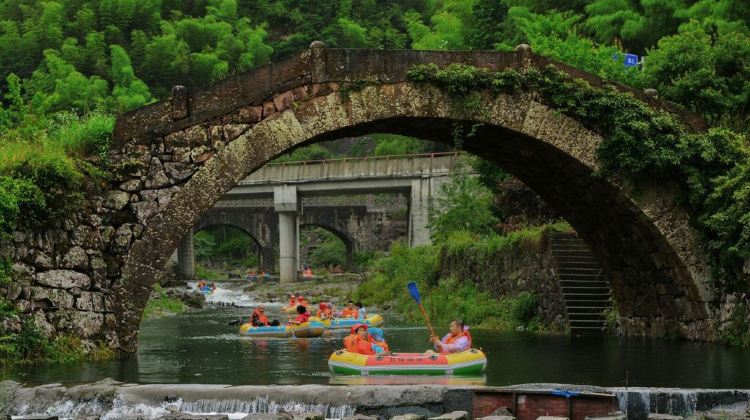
[[289, 305, 311, 325], [316, 302, 333, 319], [368, 327, 389, 353], [429, 319, 472, 354], [344, 324, 379, 355], [286, 294, 296, 308], [341, 300, 358, 318], [250, 306, 280, 327], [354, 301, 367, 320]]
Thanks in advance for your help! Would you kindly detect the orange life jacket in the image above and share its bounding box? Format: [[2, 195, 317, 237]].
[[344, 334, 375, 355], [444, 330, 472, 348], [316, 308, 332, 318], [344, 334, 358, 352], [251, 309, 269, 326], [341, 308, 358, 318], [297, 299, 309, 307]]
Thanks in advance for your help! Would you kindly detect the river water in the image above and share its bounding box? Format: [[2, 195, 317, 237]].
[[8, 282, 750, 388]]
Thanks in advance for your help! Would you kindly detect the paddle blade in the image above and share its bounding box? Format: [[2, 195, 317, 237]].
[[407, 282, 421, 305]]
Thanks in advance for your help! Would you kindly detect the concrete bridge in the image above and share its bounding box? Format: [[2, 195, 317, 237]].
[[180, 152, 461, 281], [3, 43, 719, 354]]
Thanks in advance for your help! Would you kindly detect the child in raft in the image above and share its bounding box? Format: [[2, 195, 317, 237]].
[[289, 305, 311, 325], [316, 302, 333, 319], [341, 300, 358, 318], [344, 324, 390, 355], [354, 302, 367, 320]]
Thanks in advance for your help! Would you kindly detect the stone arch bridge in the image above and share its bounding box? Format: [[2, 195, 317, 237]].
[[3, 44, 717, 354]]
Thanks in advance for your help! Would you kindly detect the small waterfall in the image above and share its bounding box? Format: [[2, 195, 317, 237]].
[[14, 394, 356, 420], [190, 282, 259, 307], [613, 388, 750, 420]]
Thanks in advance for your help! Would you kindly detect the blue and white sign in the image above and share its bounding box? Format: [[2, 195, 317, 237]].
[[624, 53, 639, 67]]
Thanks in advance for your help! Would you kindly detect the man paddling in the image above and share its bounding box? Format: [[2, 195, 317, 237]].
[[429, 319, 472, 354]]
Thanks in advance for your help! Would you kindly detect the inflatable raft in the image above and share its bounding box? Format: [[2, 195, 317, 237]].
[[309, 314, 384, 330], [197, 288, 214, 295], [328, 349, 487, 376], [238, 321, 325, 338]]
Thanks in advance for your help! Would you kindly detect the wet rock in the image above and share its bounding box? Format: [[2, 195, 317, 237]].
[[391, 415, 428, 420], [158, 415, 229, 420], [36, 270, 91, 289], [648, 415, 682, 420], [476, 417, 516, 420], [240, 415, 293, 420], [491, 408, 514, 417], [585, 413, 625, 420], [429, 412, 469, 420], [165, 288, 205, 308], [292, 413, 324, 420], [343, 416, 378, 420]]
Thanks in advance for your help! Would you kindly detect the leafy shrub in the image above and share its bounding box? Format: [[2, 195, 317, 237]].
[[511, 291, 538, 324]]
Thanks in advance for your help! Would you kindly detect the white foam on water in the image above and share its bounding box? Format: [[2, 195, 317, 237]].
[[188, 281, 258, 307], [12, 394, 356, 419]]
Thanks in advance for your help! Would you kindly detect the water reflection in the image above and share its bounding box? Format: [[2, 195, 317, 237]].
[[329, 375, 487, 386], [7, 302, 750, 387]]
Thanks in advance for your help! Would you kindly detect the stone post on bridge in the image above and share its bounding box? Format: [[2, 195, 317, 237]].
[[275, 185, 300, 283], [177, 227, 196, 279]]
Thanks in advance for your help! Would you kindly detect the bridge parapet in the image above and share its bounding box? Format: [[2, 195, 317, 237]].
[[241, 152, 462, 185], [113, 45, 703, 146]]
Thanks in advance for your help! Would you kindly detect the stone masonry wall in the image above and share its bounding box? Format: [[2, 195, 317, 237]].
[[436, 230, 567, 331]]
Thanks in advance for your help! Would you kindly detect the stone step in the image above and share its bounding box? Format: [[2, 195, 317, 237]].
[[558, 271, 608, 278], [563, 292, 609, 302], [561, 286, 611, 294], [564, 299, 611, 308], [567, 312, 606, 321], [569, 319, 607, 328], [556, 261, 602, 268], [555, 255, 599, 263], [557, 267, 605, 275], [552, 250, 597, 257], [566, 305, 611, 313], [560, 279, 609, 287]]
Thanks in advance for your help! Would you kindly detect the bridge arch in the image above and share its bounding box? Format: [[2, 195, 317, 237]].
[[110, 47, 714, 352], [191, 223, 264, 271], [300, 223, 355, 271]]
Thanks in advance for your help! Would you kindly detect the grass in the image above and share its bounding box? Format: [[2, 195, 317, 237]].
[[353, 225, 565, 331], [142, 284, 187, 320]]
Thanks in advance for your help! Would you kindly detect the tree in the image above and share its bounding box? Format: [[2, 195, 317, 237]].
[[110, 45, 152, 111], [468, 0, 509, 49], [428, 168, 500, 242], [641, 20, 750, 130]]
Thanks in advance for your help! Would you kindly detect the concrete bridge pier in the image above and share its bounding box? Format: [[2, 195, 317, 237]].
[[409, 178, 434, 246], [177, 227, 196, 279], [275, 186, 300, 283]]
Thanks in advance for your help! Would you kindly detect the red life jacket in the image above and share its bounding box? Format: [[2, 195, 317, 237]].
[[294, 312, 310, 323]]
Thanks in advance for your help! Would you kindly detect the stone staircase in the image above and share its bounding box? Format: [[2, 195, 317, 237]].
[[550, 232, 612, 333]]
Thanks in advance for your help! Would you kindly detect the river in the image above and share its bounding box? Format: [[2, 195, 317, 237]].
[[7, 282, 750, 388]]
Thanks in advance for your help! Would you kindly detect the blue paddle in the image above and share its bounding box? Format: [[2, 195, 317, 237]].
[[407, 282, 437, 338]]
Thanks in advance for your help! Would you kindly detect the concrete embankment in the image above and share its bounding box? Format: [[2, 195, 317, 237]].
[[3, 381, 749, 419]]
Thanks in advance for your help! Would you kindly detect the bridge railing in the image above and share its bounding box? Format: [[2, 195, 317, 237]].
[[240, 151, 468, 185]]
